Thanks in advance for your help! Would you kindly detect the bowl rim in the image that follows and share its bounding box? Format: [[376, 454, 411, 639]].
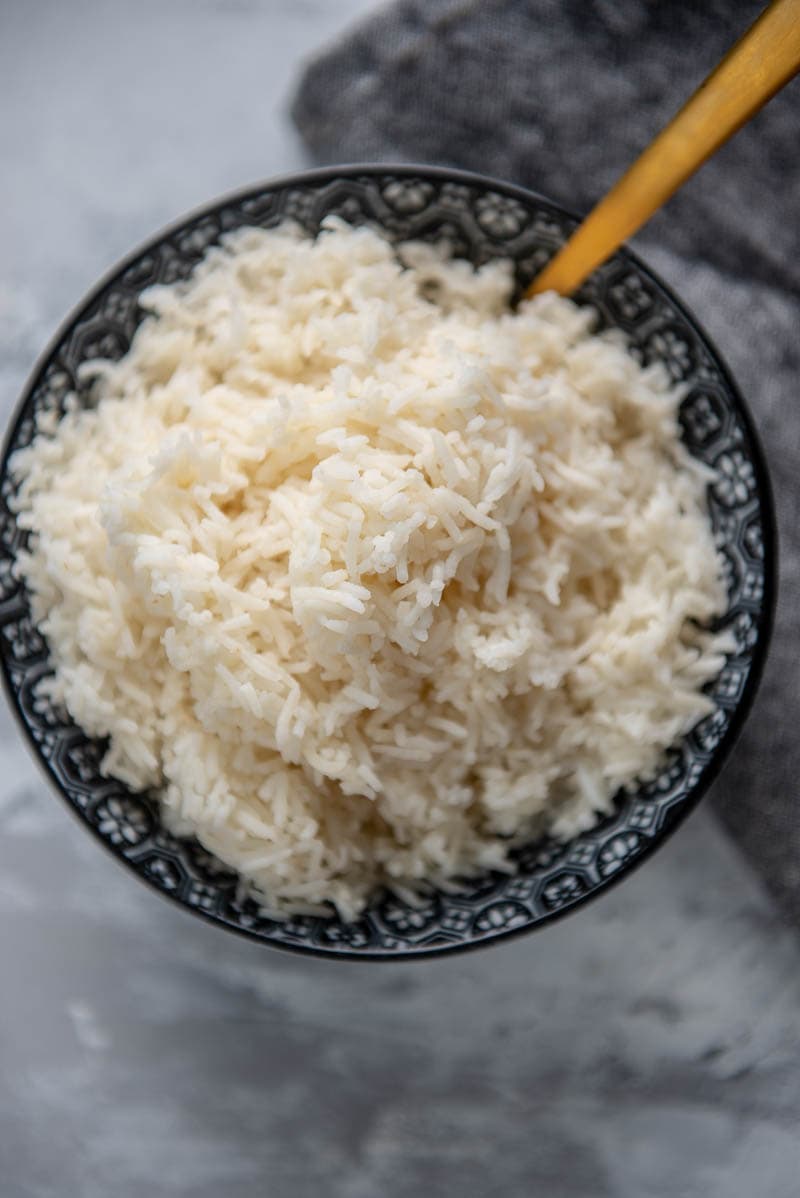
[[0, 163, 779, 960]]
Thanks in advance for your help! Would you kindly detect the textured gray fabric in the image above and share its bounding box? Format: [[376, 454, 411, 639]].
[[292, 0, 800, 921]]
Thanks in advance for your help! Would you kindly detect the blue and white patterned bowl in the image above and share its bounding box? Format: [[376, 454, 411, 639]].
[[0, 166, 776, 959]]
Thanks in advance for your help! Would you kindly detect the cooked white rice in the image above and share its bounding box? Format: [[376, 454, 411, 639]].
[[10, 220, 729, 919]]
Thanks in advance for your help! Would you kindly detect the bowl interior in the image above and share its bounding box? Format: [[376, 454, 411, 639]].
[[0, 166, 775, 959]]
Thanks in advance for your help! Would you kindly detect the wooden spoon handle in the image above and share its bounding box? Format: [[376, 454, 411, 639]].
[[527, 0, 800, 298]]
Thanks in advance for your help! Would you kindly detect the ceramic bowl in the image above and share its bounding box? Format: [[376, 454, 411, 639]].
[[0, 166, 776, 959]]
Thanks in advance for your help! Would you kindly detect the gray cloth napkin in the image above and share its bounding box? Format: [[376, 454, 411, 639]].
[[292, 0, 800, 923]]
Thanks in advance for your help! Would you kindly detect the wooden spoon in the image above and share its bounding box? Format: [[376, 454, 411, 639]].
[[527, 0, 800, 298]]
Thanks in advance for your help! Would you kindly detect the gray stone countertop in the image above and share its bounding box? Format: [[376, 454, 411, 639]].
[[1, 4, 798, 1196]]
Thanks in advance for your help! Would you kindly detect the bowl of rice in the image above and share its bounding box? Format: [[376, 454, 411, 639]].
[[0, 166, 775, 959]]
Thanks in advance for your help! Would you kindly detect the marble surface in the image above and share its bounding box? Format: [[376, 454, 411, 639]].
[[1, 4, 799, 1196]]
